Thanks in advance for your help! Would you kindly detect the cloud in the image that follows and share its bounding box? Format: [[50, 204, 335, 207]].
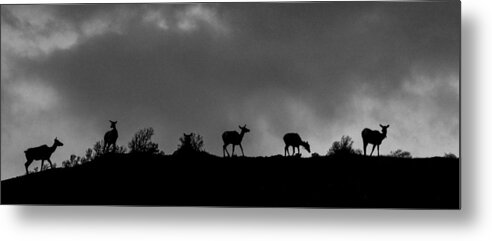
[[1, 3, 459, 179], [9, 80, 59, 113], [142, 9, 169, 30], [177, 4, 228, 33], [1, 6, 78, 58], [140, 4, 230, 34], [176, 4, 229, 34]]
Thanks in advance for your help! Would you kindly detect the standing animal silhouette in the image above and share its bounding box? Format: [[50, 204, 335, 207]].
[[222, 125, 250, 157], [103, 120, 118, 153], [184, 133, 192, 143], [361, 124, 390, 156], [24, 137, 64, 174], [182, 133, 193, 152], [283, 133, 311, 156]]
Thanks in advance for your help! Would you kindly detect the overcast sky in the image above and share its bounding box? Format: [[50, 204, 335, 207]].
[[1, 2, 459, 179]]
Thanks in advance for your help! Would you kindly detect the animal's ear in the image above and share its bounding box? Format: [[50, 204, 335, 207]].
[[380, 124, 384, 128], [386, 124, 390, 128]]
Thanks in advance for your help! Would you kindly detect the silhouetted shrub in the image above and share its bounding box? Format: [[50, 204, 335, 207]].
[[444, 153, 458, 159], [92, 140, 127, 157], [311, 152, 320, 158], [81, 148, 93, 164], [327, 135, 357, 156], [178, 133, 204, 152], [389, 149, 412, 158], [63, 154, 81, 168], [93, 140, 104, 157], [173, 133, 204, 156], [114, 145, 128, 154], [41, 163, 56, 171], [128, 127, 160, 154], [62, 161, 70, 168]]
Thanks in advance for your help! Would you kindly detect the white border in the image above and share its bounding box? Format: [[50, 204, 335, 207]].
[[2, 0, 491, 240]]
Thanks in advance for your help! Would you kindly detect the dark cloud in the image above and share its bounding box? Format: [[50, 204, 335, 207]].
[[1, 2, 459, 179]]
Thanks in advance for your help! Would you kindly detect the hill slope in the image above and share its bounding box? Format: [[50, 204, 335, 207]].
[[1, 153, 459, 208]]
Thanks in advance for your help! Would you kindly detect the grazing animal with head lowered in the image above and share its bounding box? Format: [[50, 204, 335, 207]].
[[103, 120, 118, 153], [24, 138, 64, 174], [361, 124, 390, 156], [222, 125, 250, 157], [283, 133, 311, 156]]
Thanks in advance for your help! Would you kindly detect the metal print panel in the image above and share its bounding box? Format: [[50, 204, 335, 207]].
[[0, 2, 460, 208]]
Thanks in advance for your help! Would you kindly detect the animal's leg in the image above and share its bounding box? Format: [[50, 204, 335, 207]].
[[370, 145, 376, 156], [223, 144, 229, 157], [377, 145, 380, 156], [25, 159, 32, 175], [232, 145, 236, 156], [48, 159, 53, 169], [363, 142, 367, 156], [41, 159, 45, 171], [291, 146, 295, 155], [239, 144, 244, 156], [285, 145, 289, 156]]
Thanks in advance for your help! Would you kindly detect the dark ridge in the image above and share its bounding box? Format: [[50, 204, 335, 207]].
[[1, 153, 459, 208]]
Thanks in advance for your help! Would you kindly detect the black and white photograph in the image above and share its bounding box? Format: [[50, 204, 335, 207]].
[[1, 2, 460, 208]]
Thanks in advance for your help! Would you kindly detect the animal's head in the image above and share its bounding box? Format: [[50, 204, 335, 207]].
[[239, 125, 250, 134], [184, 133, 193, 143], [303, 141, 311, 153], [54, 137, 64, 147], [379, 124, 390, 134], [109, 120, 118, 128]]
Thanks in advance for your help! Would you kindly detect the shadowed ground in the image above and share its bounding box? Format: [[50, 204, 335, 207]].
[[1, 153, 459, 208]]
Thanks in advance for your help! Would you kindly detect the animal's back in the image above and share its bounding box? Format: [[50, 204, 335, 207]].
[[362, 128, 382, 144], [361, 128, 372, 137], [25, 145, 49, 159], [104, 129, 118, 142], [222, 131, 239, 143], [283, 133, 301, 145], [25, 144, 48, 152]]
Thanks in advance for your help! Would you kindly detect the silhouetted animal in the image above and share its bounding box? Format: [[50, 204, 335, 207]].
[[24, 137, 64, 174], [283, 133, 311, 156], [180, 133, 193, 153], [222, 125, 250, 157], [103, 120, 118, 152], [183, 133, 192, 145], [361, 124, 390, 156]]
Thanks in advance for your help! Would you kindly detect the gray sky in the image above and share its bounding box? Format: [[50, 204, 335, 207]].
[[1, 2, 459, 179]]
